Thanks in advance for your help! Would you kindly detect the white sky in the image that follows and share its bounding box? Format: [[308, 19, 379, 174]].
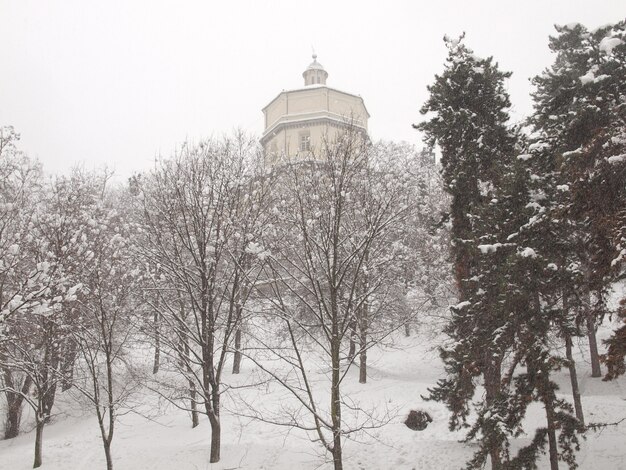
[[1, 1, 624, 178]]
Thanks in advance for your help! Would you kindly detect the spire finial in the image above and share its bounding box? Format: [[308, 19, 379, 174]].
[[311, 46, 317, 61]]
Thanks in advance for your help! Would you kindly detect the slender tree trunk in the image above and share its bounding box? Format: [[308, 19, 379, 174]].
[[95, 411, 115, 470], [95, 401, 114, 470], [182, 339, 199, 428], [103, 439, 113, 470], [581, 287, 602, 378], [190, 383, 199, 428], [42, 344, 60, 425], [42, 383, 57, 424], [533, 359, 559, 470], [42, 334, 59, 424], [101, 337, 116, 470], [483, 353, 502, 470], [545, 395, 559, 470], [562, 294, 584, 424], [61, 339, 78, 391], [347, 317, 356, 362], [586, 312, 601, 378], [404, 279, 411, 337], [331, 336, 343, 470], [206, 378, 221, 463], [358, 268, 369, 384], [359, 325, 367, 384], [33, 416, 44, 468], [332, 428, 343, 470], [209, 415, 221, 463], [232, 327, 242, 374], [177, 298, 199, 428], [565, 333, 584, 425], [153, 303, 160, 374]]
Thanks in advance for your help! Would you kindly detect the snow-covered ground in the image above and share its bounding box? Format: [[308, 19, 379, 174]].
[[1, 328, 625, 470]]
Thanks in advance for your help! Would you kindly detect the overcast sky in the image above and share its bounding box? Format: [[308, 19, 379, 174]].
[[1, 1, 624, 178]]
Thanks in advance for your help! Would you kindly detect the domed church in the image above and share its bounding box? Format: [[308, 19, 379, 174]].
[[260, 54, 369, 163]]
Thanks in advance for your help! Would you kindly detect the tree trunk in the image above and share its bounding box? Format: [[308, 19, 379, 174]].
[[232, 327, 242, 374], [332, 428, 343, 470], [103, 440, 113, 470], [545, 396, 559, 470], [586, 312, 601, 378], [331, 337, 343, 470], [61, 339, 77, 391], [190, 389, 199, 428], [153, 307, 160, 374], [206, 380, 221, 463], [565, 333, 584, 425], [181, 334, 199, 428], [96, 405, 114, 470], [483, 353, 502, 470], [533, 360, 559, 470], [358, 273, 369, 384], [209, 416, 221, 463], [42, 384, 57, 424], [403, 279, 411, 337], [41, 335, 60, 424], [359, 327, 367, 384], [33, 418, 44, 468], [347, 317, 356, 363]]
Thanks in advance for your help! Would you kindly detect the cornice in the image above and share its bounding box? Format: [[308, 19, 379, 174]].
[[260, 114, 367, 146]]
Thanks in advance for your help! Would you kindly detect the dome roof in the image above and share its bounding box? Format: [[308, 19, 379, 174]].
[[306, 54, 325, 71]]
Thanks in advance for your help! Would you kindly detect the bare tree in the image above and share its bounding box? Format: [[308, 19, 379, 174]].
[[0, 129, 92, 470], [242, 128, 413, 470], [0, 128, 43, 440], [70, 181, 142, 470], [132, 134, 272, 463], [0, 166, 96, 468]]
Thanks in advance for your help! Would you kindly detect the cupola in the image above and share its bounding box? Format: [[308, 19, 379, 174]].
[[302, 53, 328, 86]]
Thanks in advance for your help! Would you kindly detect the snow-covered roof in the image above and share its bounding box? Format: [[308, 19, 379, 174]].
[[305, 54, 326, 72]]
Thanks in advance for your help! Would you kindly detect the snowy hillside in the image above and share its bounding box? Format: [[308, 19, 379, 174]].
[[1, 327, 624, 470]]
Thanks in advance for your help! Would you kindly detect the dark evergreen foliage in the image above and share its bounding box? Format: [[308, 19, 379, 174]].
[[529, 21, 626, 379], [415, 24, 626, 467], [417, 34, 521, 469]]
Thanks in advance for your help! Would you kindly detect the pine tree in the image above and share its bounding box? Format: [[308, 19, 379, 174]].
[[416, 35, 517, 470], [529, 22, 626, 380], [418, 32, 589, 469]]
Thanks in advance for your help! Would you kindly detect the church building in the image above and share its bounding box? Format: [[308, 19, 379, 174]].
[[260, 54, 369, 163]]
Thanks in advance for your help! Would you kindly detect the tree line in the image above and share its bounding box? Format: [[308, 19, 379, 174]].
[[0, 127, 449, 469]]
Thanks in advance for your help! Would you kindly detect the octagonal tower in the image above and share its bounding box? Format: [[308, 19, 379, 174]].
[[261, 54, 369, 163]]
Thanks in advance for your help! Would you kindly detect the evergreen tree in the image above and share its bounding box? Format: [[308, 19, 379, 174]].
[[418, 32, 589, 469], [529, 22, 626, 380], [416, 35, 517, 470]]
